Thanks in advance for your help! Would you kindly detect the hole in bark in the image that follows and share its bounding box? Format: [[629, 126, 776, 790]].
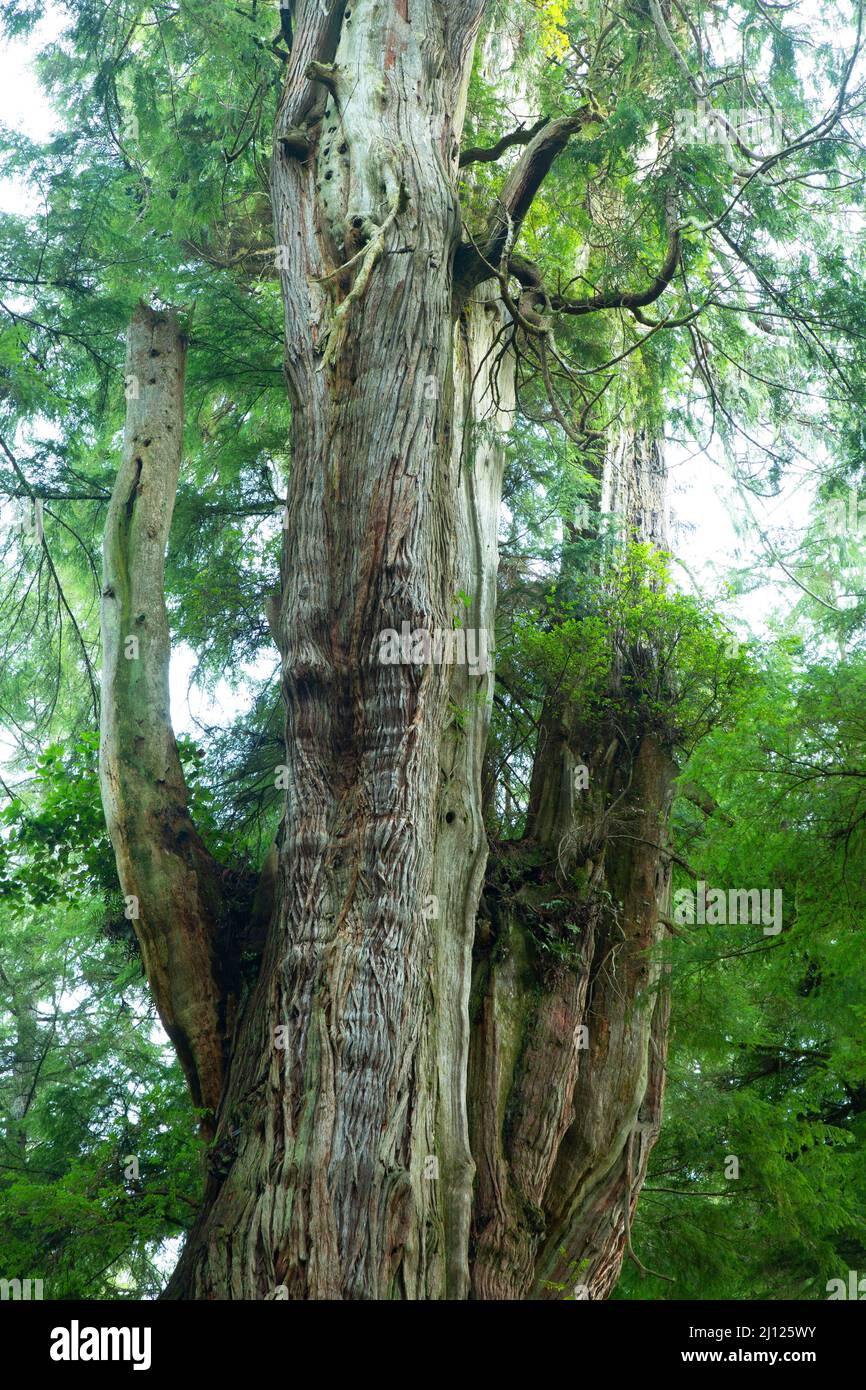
[[445, 811, 456, 825], [149, 349, 160, 357], [339, 143, 348, 154], [325, 171, 333, 180]]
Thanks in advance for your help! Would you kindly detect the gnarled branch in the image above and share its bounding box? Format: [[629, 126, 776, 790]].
[[550, 221, 681, 317], [459, 116, 549, 167], [455, 111, 593, 301]]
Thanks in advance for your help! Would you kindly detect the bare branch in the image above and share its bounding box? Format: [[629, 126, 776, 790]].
[[459, 116, 549, 167]]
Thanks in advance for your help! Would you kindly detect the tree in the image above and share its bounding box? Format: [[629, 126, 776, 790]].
[[3, 0, 866, 1300]]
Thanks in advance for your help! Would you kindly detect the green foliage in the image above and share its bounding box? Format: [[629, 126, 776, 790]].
[[506, 543, 753, 753], [2, 0, 866, 1302], [0, 735, 114, 907], [616, 646, 866, 1299], [0, 734, 200, 1297], [540, 1246, 592, 1298]]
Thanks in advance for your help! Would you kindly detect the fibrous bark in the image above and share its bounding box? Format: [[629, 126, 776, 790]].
[[429, 282, 515, 1296], [167, 0, 489, 1300]]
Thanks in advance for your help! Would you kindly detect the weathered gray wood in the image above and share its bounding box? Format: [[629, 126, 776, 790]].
[[99, 305, 229, 1122]]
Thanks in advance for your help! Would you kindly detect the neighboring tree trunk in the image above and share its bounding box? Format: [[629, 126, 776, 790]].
[[536, 428, 673, 1300], [99, 305, 230, 1124], [468, 427, 675, 1300]]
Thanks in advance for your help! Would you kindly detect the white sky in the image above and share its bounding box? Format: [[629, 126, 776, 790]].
[[0, 14, 58, 188]]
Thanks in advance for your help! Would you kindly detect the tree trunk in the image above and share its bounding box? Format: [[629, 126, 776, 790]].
[[99, 304, 230, 1124], [429, 283, 515, 1296], [100, 17, 677, 1302], [167, 0, 488, 1300], [468, 426, 674, 1300]]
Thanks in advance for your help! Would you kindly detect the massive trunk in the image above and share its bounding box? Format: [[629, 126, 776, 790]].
[[167, 0, 488, 1300], [100, 15, 677, 1302]]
